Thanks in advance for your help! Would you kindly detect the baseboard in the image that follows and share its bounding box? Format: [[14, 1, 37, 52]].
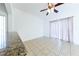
[[23, 36, 48, 42]]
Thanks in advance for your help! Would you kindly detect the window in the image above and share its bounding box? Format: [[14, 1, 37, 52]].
[[0, 16, 6, 49], [50, 17, 73, 42]]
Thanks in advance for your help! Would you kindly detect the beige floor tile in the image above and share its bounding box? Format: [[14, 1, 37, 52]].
[[24, 37, 79, 56]]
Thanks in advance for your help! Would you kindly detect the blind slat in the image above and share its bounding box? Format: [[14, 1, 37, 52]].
[[0, 16, 6, 49]]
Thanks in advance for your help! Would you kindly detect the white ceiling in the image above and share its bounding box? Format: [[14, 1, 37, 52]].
[[12, 3, 49, 19], [12, 3, 70, 20]]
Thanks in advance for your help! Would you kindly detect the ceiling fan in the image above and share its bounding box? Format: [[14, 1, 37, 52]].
[[40, 3, 64, 16]]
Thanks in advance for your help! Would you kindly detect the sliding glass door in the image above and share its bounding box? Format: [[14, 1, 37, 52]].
[[50, 17, 73, 42], [0, 16, 6, 49]]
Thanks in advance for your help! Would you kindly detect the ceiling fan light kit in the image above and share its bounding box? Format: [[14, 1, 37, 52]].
[[40, 3, 64, 16]]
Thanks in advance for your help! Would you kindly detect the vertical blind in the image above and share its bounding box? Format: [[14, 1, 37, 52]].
[[0, 16, 6, 49], [50, 17, 73, 42]]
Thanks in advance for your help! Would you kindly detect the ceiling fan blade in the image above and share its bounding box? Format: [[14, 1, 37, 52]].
[[54, 9, 58, 13], [46, 12, 49, 16], [40, 8, 48, 12], [55, 3, 64, 7]]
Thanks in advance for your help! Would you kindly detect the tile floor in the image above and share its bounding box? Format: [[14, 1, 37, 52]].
[[24, 37, 79, 56]]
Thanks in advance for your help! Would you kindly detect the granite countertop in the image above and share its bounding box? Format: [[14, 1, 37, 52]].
[[0, 32, 27, 56]]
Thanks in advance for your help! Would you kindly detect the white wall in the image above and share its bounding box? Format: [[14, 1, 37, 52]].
[[44, 4, 79, 45], [5, 3, 14, 32], [0, 3, 7, 16], [12, 8, 44, 41]]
